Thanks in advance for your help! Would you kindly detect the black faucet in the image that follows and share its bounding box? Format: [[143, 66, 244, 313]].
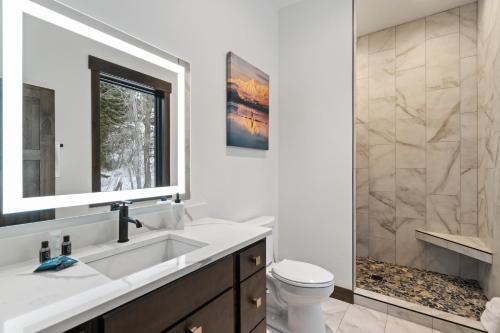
[[111, 201, 143, 243]]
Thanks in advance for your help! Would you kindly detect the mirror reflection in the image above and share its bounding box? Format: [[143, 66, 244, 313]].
[[99, 76, 159, 192], [0, 11, 187, 226], [89, 56, 172, 193], [21, 13, 179, 203]]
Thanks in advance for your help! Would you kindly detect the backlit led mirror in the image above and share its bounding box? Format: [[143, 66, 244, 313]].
[[1, 0, 190, 224]]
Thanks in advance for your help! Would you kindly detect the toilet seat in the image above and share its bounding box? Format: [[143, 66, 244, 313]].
[[271, 259, 334, 288]]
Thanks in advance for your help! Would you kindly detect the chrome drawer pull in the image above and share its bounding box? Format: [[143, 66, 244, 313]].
[[253, 297, 262, 309], [189, 326, 202, 333], [252, 255, 262, 266]]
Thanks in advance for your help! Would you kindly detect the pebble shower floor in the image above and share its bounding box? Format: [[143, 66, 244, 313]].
[[356, 257, 488, 320]]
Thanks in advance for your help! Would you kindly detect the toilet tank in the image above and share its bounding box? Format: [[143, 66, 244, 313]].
[[244, 216, 275, 266]]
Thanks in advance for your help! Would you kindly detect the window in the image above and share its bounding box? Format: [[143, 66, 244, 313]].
[[89, 56, 171, 193]]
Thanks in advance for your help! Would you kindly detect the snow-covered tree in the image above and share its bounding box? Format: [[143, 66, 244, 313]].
[[100, 81, 155, 191]]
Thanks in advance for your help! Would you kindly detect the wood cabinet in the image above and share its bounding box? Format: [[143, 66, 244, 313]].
[[240, 269, 266, 333], [65, 239, 266, 333], [165, 289, 234, 333], [238, 240, 266, 281], [249, 320, 267, 333], [102, 256, 233, 333]]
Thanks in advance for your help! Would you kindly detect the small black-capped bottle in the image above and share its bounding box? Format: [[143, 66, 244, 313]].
[[61, 235, 72, 256], [39, 241, 51, 263]]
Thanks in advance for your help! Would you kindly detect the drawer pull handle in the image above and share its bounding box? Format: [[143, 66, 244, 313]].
[[253, 297, 262, 308], [189, 326, 202, 333], [252, 256, 262, 266]]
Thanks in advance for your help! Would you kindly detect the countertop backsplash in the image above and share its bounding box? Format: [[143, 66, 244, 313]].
[[0, 202, 194, 268]]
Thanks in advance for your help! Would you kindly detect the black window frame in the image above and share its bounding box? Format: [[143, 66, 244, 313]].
[[89, 55, 172, 194]]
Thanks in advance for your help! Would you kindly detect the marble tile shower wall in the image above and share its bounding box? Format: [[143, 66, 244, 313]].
[[477, 0, 500, 299], [356, 3, 479, 279]]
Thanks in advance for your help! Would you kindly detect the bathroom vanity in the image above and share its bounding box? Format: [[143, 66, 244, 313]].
[[0, 217, 270, 333], [67, 240, 267, 333]]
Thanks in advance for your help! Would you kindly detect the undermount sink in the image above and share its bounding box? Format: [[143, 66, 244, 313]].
[[85, 236, 206, 280]]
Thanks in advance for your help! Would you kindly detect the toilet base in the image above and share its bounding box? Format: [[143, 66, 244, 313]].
[[267, 308, 289, 332], [288, 303, 326, 333], [267, 304, 330, 333]]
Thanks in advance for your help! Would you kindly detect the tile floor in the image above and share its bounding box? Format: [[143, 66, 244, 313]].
[[356, 257, 487, 320], [267, 298, 445, 333]]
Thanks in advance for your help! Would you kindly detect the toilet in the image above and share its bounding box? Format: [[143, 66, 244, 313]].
[[245, 216, 335, 333]]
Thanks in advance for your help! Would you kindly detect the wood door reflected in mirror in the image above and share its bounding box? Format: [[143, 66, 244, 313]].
[[0, 84, 56, 225], [23, 84, 55, 200]]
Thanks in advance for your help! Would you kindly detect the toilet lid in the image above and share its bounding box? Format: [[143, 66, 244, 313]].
[[271, 259, 334, 288]]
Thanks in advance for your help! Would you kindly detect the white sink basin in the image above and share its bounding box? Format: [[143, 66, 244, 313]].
[[85, 235, 206, 279]]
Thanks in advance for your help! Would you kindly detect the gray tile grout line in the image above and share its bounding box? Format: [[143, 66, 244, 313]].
[[383, 306, 389, 332], [336, 303, 351, 332], [458, 3, 464, 252], [424, 3, 429, 271], [366, 34, 371, 263], [393, 26, 397, 265], [426, 30, 461, 42], [473, 2, 480, 244], [459, 5, 463, 242]]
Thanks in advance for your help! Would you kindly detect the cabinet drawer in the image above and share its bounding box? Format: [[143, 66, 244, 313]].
[[166, 289, 235, 333], [64, 319, 99, 333], [239, 240, 266, 281], [240, 268, 266, 333], [102, 256, 234, 333], [250, 320, 266, 333]]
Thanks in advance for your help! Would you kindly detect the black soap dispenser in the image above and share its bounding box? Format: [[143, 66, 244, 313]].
[[61, 235, 72, 255], [39, 241, 51, 263]]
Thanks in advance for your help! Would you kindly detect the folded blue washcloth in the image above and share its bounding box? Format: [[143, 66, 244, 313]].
[[34, 256, 78, 273]]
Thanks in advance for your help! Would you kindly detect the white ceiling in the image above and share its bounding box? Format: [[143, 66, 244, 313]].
[[357, 0, 477, 36]]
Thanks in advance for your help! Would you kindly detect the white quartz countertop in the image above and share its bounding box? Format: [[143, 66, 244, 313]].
[[0, 218, 270, 333]]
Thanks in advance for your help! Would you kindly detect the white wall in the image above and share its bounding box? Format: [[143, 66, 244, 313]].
[[278, 0, 354, 289], [55, 0, 280, 222]]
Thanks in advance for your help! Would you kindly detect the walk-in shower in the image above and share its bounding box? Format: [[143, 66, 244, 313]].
[[354, 0, 499, 327]]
